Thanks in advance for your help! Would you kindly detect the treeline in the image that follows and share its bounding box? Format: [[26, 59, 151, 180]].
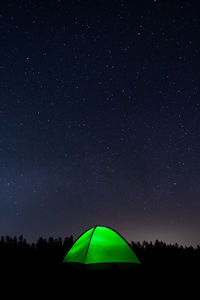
[[0, 235, 73, 270], [131, 240, 200, 270], [0, 234, 199, 270], [1, 234, 199, 295]]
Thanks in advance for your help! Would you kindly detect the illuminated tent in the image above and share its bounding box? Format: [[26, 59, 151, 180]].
[[63, 226, 140, 269]]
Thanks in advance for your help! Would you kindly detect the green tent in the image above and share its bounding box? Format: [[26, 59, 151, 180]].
[[63, 226, 140, 269]]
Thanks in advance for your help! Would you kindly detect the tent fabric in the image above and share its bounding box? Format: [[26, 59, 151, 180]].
[[63, 226, 140, 265]]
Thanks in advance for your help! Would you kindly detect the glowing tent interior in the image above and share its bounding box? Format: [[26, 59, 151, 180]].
[[63, 226, 141, 269]]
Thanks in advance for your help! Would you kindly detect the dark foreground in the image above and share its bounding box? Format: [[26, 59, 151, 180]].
[[1, 236, 199, 297], [3, 261, 198, 298]]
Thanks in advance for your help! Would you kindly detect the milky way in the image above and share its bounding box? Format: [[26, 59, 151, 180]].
[[0, 0, 200, 246]]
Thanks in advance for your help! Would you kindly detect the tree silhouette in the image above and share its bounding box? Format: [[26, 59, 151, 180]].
[[0, 233, 199, 295]]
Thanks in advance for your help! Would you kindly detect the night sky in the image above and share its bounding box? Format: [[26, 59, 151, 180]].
[[0, 0, 200, 246]]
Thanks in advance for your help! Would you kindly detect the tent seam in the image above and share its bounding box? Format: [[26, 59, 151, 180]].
[[84, 226, 96, 264]]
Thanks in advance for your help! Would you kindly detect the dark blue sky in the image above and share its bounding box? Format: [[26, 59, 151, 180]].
[[0, 0, 200, 246]]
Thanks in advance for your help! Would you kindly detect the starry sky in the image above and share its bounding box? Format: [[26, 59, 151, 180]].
[[0, 0, 200, 246]]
